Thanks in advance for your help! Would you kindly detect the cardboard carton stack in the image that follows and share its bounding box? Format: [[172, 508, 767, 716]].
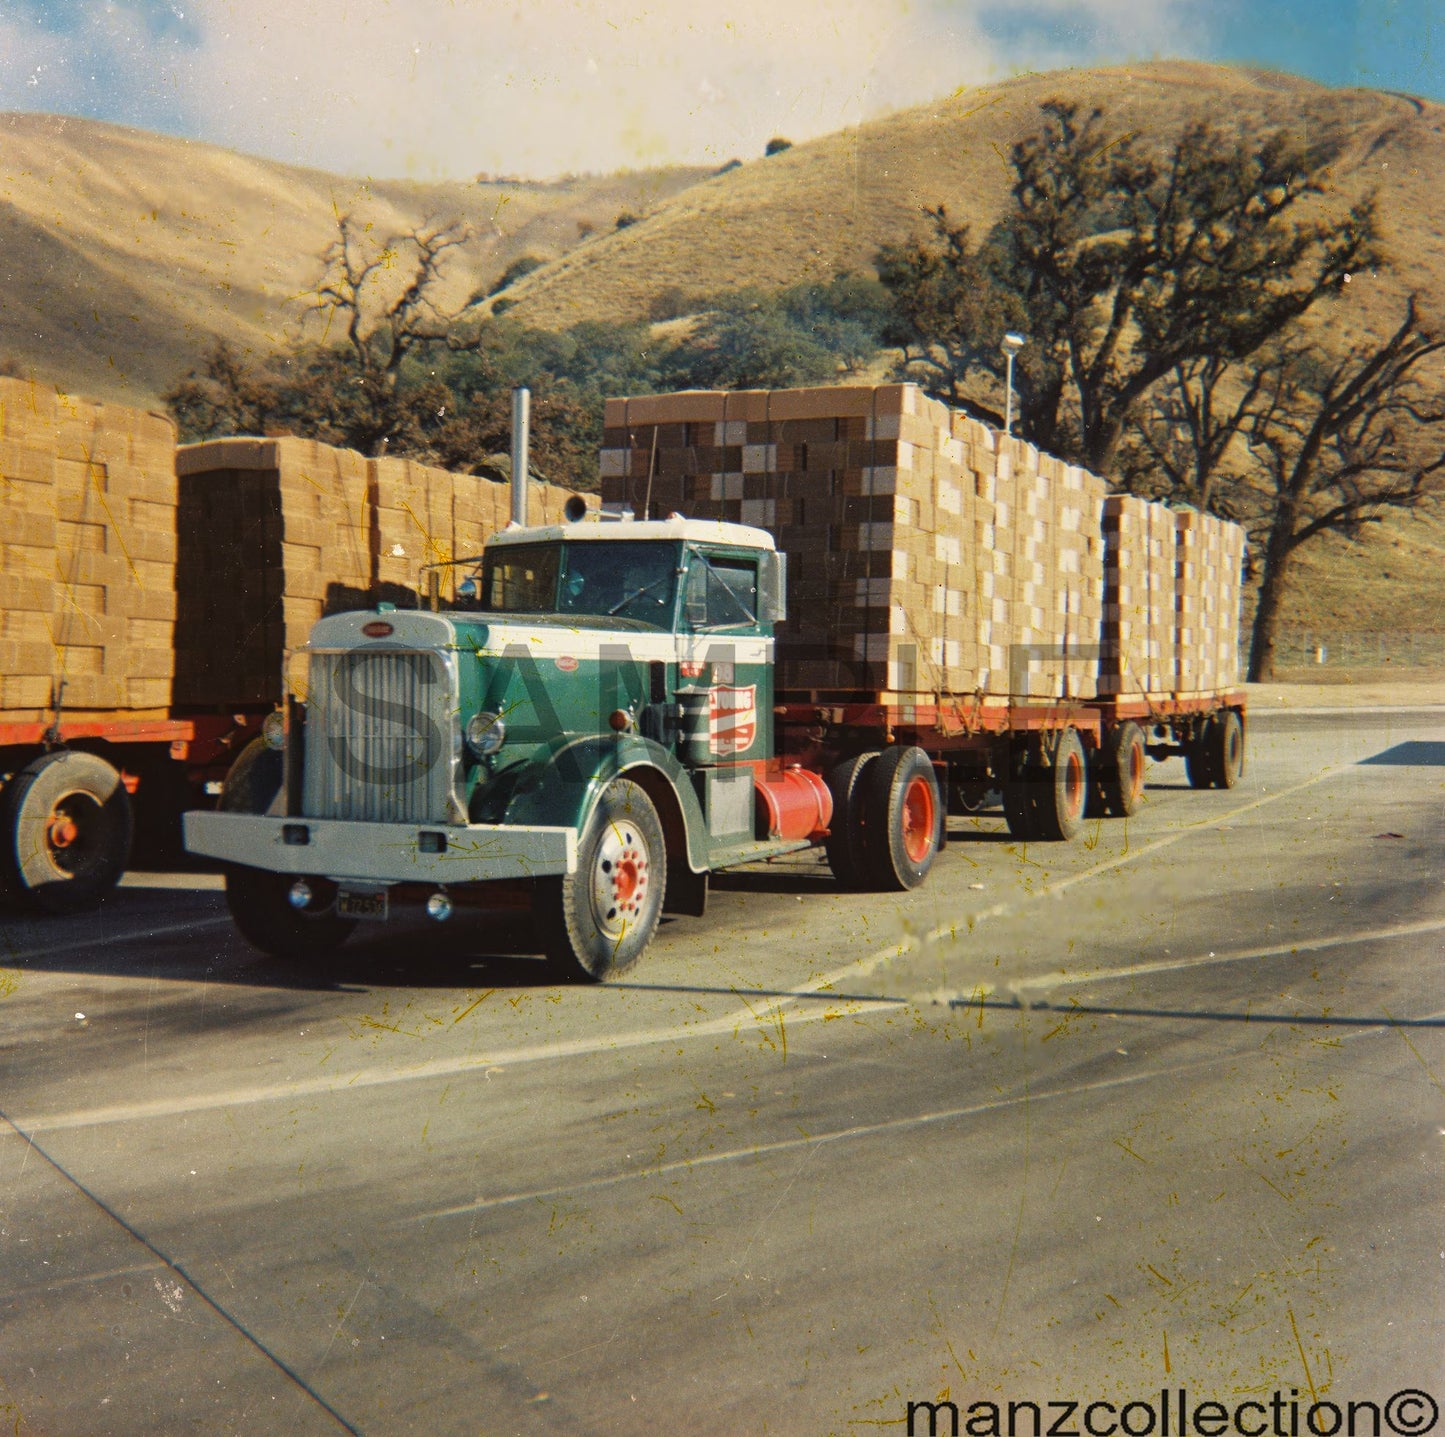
[[1100, 496, 1179, 697], [1176, 509, 1246, 693], [601, 385, 1106, 699], [0, 378, 178, 723], [177, 439, 592, 707], [174, 438, 373, 707]]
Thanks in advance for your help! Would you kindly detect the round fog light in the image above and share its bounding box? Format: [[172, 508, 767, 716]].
[[465, 711, 506, 757], [426, 891, 454, 922], [287, 880, 313, 910]]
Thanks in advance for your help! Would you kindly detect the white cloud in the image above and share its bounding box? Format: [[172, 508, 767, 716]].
[[2, 0, 1214, 179]]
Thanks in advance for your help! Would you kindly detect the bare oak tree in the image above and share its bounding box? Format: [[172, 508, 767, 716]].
[[1241, 298, 1445, 679], [306, 214, 482, 455]]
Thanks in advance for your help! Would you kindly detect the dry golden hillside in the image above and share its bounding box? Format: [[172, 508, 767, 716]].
[[0, 111, 710, 407], [504, 61, 1445, 348]]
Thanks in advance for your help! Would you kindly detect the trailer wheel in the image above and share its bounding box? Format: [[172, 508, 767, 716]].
[[1101, 721, 1147, 817], [859, 746, 941, 891], [824, 751, 879, 890], [1206, 710, 1244, 790], [1031, 728, 1089, 842], [224, 867, 355, 960], [0, 751, 134, 914], [534, 778, 666, 982]]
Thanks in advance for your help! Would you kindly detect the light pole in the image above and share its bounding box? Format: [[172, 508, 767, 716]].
[[1002, 332, 1025, 437]]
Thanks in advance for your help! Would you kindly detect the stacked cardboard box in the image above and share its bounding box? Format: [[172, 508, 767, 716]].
[[174, 438, 373, 707], [1100, 496, 1179, 697], [0, 378, 178, 722], [1176, 510, 1246, 693], [601, 385, 1106, 699], [177, 439, 592, 707]]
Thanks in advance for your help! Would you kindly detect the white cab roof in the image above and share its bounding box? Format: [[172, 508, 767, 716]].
[[486, 516, 775, 550]]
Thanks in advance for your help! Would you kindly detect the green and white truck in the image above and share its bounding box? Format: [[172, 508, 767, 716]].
[[184, 509, 1245, 981]]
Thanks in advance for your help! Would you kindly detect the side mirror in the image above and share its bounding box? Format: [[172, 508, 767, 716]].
[[457, 577, 478, 600], [759, 551, 787, 625]]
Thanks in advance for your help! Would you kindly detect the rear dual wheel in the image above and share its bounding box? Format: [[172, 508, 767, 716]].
[[825, 747, 942, 892], [1003, 728, 1089, 842], [1186, 711, 1244, 790]]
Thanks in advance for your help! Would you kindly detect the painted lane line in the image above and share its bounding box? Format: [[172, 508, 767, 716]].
[[416, 1005, 1445, 1224], [16, 998, 904, 1134], [1012, 915, 1445, 994], [792, 761, 1355, 1002]]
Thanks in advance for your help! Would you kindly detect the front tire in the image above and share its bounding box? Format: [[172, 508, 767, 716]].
[[225, 867, 355, 960], [534, 778, 666, 982], [0, 750, 134, 914]]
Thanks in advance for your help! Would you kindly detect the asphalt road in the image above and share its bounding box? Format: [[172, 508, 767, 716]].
[[1, 709, 1442, 1436]]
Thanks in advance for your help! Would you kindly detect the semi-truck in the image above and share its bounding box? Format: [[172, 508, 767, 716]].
[[183, 384, 1247, 979]]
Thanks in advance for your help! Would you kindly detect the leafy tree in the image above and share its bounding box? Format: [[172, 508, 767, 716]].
[[876, 103, 1379, 473], [764, 137, 792, 156], [488, 254, 546, 295], [661, 295, 836, 390]]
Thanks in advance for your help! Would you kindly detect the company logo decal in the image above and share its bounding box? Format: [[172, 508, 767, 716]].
[[360, 621, 394, 637], [554, 655, 579, 673], [709, 685, 756, 756]]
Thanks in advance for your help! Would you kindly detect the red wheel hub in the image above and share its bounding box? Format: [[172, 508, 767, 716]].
[[1063, 751, 1086, 818], [900, 775, 937, 864]]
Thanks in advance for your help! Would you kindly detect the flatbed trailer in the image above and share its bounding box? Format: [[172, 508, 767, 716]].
[[776, 688, 1247, 844], [0, 711, 268, 912]]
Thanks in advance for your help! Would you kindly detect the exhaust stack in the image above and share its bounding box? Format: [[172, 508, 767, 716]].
[[510, 386, 531, 527]]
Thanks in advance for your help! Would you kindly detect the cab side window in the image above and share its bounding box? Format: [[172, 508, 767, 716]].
[[687, 555, 758, 629]]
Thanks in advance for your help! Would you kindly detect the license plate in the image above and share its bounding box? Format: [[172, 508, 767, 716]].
[[337, 887, 389, 922]]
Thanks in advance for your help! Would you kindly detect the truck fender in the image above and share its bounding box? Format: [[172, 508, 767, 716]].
[[497, 733, 711, 876]]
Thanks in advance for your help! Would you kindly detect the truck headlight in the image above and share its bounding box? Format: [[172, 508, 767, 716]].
[[262, 710, 286, 750], [465, 711, 506, 758]]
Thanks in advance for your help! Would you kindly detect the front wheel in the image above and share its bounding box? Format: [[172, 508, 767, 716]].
[[533, 778, 666, 981], [1, 750, 134, 913], [224, 867, 356, 960], [1206, 710, 1244, 789]]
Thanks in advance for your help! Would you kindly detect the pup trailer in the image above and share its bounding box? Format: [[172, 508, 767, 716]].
[[183, 505, 1246, 980]]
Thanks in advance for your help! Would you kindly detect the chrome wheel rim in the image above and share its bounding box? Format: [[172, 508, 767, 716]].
[[588, 819, 650, 942]]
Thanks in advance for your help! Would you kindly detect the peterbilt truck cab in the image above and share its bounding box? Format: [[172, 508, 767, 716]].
[[184, 513, 911, 979]]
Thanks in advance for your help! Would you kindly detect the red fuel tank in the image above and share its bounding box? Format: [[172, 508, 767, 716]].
[[754, 767, 833, 841]]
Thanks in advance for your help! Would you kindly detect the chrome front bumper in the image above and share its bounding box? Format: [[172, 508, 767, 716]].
[[184, 811, 578, 883]]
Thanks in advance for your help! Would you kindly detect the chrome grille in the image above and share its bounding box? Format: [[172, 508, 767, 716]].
[[302, 647, 459, 824]]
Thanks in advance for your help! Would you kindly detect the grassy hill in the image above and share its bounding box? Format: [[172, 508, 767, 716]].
[[2, 65, 1442, 658], [0, 111, 710, 407], [502, 61, 1445, 351]]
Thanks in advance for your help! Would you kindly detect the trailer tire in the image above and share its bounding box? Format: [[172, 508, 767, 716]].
[[1102, 721, 1147, 817], [0, 750, 134, 914], [859, 746, 941, 891], [1207, 710, 1244, 790], [534, 778, 666, 982], [824, 751, 878, 890], [1032, 728, 1089, 842], [1002, 778, 1038, 841], [225, 867, 355, 961]]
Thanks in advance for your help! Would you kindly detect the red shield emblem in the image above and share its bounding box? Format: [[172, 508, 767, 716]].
[[709, 685, 757, 756]]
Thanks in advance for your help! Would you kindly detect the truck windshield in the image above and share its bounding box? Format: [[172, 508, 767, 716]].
[[480, 541, 678, 626]]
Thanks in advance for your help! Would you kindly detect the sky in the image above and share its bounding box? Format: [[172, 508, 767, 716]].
[[0, 0, 1438, 181]]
